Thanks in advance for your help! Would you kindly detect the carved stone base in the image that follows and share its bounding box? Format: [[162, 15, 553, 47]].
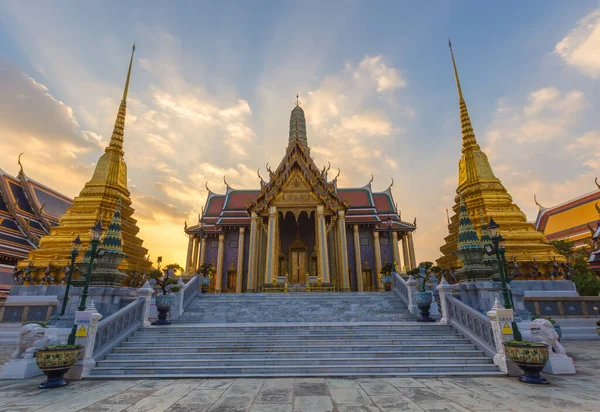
[[0, 358, 42, 379], [544, 354, 576, 375]]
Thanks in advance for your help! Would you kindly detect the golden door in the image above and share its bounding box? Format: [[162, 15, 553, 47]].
[[226, 272, 236, 291], [362, 270, 372, 291], [291, 250, 307, 283]]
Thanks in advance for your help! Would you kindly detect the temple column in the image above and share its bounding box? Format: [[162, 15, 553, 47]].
[[191, 236, 200, 272], [264, 206, 277, 283], [246, 212, 258, 292], [236, 227, 245, 294], [215, 233, 225, 293], [316, 205, 330, 282], [337, 210, 349, 291], [185, 236, 193, 273], [401, 234, 410, 271], [408, 232, 417, 269], [199, 237, 206, 268], [353, 225, 363, 292], [392, 231, 400, 271], [373, 231, 382, 278]]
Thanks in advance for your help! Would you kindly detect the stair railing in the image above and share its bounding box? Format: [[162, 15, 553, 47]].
[[392, 272, 418, 315], [92, 296, 145, 361], [171, 274, 200, 320]]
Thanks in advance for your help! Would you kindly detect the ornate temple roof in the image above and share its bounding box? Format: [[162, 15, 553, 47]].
[[186, 106, 415, 236], [534, 187, 600, 247], [0, 164, 73, 283]]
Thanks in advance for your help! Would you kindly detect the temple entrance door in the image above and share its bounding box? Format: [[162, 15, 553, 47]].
[[362, 269, 372, 291], [290, 250, 307, 283]]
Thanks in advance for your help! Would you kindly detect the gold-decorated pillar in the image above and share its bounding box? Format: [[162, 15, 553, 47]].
[[191, 236, 200, 272], [373, 231, 382, 277], [392, 231, 400, 271], [186, 236, 194, 273], [246, 211, 259, 292], [401, 234, 410, 271], [199, 237, 206, 267], [408, 232, 417, 269], [215, 233, 225, 293], [236, 227, 245, 294], [337, 210, 350, 291], [264, 206, 277, 283], [316, 205, 330, 282], [353, 224, 363, 292]]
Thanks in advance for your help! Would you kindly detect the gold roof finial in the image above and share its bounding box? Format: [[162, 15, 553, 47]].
[[17, 153, 24, 175], [296, 94, 300, 107], [448, 40, 480, 153], [107, 43, 136, 154]]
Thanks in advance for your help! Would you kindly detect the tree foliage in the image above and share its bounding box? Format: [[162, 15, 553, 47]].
[[550, 240, 600, 296], [148, 263, 182, 295]]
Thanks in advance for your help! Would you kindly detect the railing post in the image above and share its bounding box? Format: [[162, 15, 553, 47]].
[[65, 301, 103, 380], [137, 281, 154, 327], [407, 275, 418, 316], [486, 298, 512, 373], [437, 276, 453, 325], [170, 277, 186, 320]]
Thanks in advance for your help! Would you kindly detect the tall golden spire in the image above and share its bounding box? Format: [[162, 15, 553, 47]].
[[448, 40, 480, 153], [107, 43, 135, 155]]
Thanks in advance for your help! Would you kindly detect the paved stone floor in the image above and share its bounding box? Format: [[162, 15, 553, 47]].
[[0, 341, 598, 412]]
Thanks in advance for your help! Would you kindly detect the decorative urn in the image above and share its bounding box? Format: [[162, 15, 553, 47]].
[[35, 345, 82, 389], [153, 295, 174, 325], [504, 342, 550, 385], [414, 291, 435, 322]]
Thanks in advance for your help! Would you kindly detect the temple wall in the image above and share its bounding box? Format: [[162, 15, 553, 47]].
[[346, 226, 357, 291], [204, 235, 219, 268], [359, 227, 376, 288], [223, 230, 239, 291], [380, 232, 393, 267]]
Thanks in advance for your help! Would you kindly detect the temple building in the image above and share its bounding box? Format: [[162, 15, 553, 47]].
[[18, 45, 151, 281], [437, 42, 565, 275], [184, 103, 417, 293], [534, 186, 600, 249], [0, 161, 72, 284]]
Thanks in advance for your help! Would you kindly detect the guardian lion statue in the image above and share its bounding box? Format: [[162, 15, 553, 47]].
[[11, 323, 52, 359], [529, 318, 566, 355]]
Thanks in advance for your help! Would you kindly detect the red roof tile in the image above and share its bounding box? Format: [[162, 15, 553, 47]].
[[205, 195, 225, 216], [373, 193, 394, 213], [338, 189, 373, 208], [224, 191, 260, 210]]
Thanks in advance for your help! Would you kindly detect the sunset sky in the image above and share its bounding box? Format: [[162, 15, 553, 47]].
[[1, 2, 599, 266]]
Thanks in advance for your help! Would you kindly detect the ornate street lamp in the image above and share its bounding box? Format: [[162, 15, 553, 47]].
[[59, 236, 82, 317], [485, 217, 522, 340], [68, 219, 105, 345]]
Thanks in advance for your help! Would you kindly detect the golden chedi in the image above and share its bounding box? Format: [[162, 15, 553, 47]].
[[19, 44, 150, 281], [437, 42, 565, 277]]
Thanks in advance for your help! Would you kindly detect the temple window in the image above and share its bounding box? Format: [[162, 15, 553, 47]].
[[229, 240, 238, 248], [380, 238, 389, 246], [360, 238, 370, 246], [210, 240, 218, 248]]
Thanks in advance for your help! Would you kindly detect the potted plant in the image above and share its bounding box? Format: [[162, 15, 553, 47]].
[[409, 262, 440, 322], [532, 316, 561, 340], [148, 263, 182, 325], [504, 341, 550, 385], [379, 262, 394, 291], [197, 263, 214, 293], [35, 344, 82, 389]]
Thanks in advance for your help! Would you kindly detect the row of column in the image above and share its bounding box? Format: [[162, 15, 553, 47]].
[[186, 214, 418, 293]]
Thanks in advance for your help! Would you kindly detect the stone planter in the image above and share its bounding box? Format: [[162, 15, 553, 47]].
[[381, 276, 392, 291], [200, 277, 211, 293], [414, 291, 435, 322], [153, 295, 174, 325], [504, 342, 550, 385], [35, 346, 82, 389]]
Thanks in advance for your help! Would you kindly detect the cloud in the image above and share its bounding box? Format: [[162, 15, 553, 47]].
[[555, 9, 600, 78], [354, 55, 406, 92]]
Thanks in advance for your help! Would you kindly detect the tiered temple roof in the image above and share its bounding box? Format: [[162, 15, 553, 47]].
[[0, 162, 72, 283]]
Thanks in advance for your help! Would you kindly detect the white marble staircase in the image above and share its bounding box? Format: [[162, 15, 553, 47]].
[[88, 292, 504, 378]]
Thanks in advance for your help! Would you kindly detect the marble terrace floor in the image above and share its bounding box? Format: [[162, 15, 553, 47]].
[[0, 341, 598, 412]]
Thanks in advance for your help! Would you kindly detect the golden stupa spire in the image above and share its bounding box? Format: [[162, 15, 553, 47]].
[[449, 40, 480, 153], [107, 43, 135, 155]]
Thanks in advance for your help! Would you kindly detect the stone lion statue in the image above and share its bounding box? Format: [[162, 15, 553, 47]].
[[529, 318, 566, 355], [12, 323, 52, 359]]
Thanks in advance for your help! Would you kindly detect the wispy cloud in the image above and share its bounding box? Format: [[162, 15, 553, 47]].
[[555, 9, 600, 78]]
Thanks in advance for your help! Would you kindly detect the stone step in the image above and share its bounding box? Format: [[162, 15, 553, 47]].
[[89, 363, 501, 377], [105, 349, 486, 360], [128, 332, 462, 341], [112, 343, 478, 353], [97, 357, 493, 368], [123, 337, 472, 346]]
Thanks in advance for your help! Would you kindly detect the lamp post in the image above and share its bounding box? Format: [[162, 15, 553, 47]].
[[59, 236, 82, 317], [68, 219, 105, 345], [485, 217, 522, 340]]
